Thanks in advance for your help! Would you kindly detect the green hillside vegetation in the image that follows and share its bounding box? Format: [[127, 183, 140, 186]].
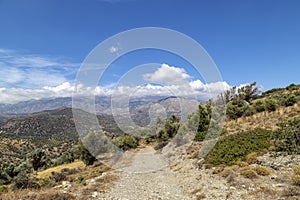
[[191, 82, 300, 166]]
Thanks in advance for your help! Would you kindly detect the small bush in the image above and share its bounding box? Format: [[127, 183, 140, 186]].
[[293, 165, 300, 175], [220, 168, 235, 178], [246, 152, 258, 164], [265, 98, 277, 111], [212, 164, 226, 174], [77, 176, 84, 183], [283, 94, 297, 107], [78, 142, 96, 166], [253, 165, 270, 176], [239, 167, 258, 179], [37, 177, 55, 188], [112, 134, 139, 151], [235, 161, 249, 167], [50, 172, 66, 183], [12, 171, 29, 190], [0, 185, 8, 194], [60, 168, 78, 175], [253, 100, 265, 112], [291, 175, 300, 186]]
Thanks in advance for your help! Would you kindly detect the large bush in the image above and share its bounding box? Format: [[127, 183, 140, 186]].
[[205, 128, 272, 166], [156, 115, 180, 141], [264, 98, 278, 111], [273, 117, 300, 154], [226, 99, 250, 119], [253, 100, 265, 113], [112, 134, 139, 151]]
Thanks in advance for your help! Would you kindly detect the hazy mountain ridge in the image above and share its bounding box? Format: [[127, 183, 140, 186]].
[[0, 95, 172, 116]]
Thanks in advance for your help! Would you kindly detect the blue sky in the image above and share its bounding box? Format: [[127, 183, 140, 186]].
[[0, 0, 299, 103]]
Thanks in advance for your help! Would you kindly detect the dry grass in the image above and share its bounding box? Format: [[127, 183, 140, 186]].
[[225, 101, 300, 134], [291, 175, 300, 186], [195, 193, 206, 200], [0, 188, 75, 200], [248, 186, 279, 198], [246, 152, 258, 164], [253, 165, 270, 176], [239, 167, 258, 179], [36, 160, 85, 179], [293, 165, 300, 175]]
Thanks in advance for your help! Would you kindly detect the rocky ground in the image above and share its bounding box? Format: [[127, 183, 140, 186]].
[[49, 145, 300, 200]]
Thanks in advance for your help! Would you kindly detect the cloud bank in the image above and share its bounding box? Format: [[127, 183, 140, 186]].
[[0, 62, 232, 104]]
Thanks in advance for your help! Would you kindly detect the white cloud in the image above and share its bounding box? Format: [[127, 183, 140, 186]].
[[0, 49, 79, 88], [143, 64, 191, 84], [0, 62, 232, 104]]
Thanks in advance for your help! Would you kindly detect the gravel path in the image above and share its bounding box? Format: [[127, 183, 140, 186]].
[[98, 147, 193, 200]]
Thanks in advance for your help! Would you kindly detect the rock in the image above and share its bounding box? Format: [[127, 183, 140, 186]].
[[91, 191, 99, 198], [257, 153, 300, 169]]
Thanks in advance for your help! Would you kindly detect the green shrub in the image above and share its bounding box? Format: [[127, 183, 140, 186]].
[[194, 131, 206, 142], [26, 148, 50, 171], [12, 171, 29, 190], [165, 115, 180, 138], [50, 172, 66, 183], [286, 83, 297, 90], [283, 94, 297, 107], [144, 137, 152, 144], [205, 128, 272, 166], [265, 98, 277, 111], [0, 185, 8, 194], [244, 105, 257, 116], [253, 100, 265, 112], [273, 117, 300, 154], [226, 99, 250, 119], [78, 142, 96, 166], [112, 134, 139, 151], [156, 129, 169, 141]]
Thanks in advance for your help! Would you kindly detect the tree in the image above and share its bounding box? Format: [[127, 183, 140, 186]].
[[197, 103, 210, 133], [194, 103, 211, 141], [237, 81, 259, 102], [217, 86, 237, 104], [164, 115, 180, 138]]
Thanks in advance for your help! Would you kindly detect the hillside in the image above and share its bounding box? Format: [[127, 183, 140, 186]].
[[0, 83, 299, 199], [0, 95, 169, 116]]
